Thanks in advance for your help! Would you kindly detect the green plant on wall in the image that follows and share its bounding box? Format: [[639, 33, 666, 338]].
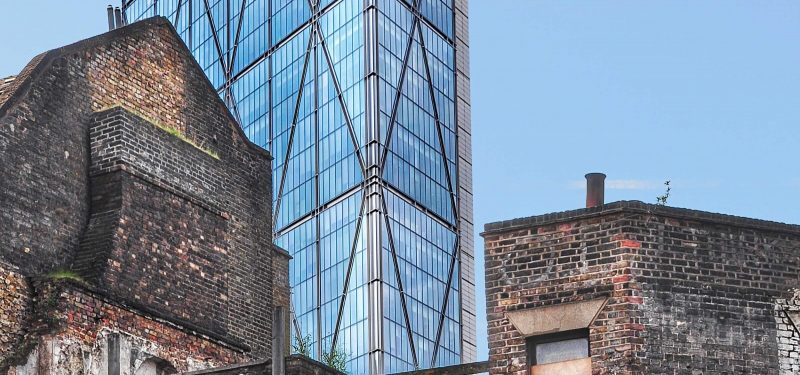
[[292, 334, 312, 357], [46, 269, 86, 283], [322, 344, 348, 373], [656, 180, 671, 206]]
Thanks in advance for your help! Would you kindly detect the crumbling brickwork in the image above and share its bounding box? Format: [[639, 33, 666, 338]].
[[7, 279, 246, 374], [0, 263, 29, 363], [0, 17, 287, 374], [775, 290, 800, 374], [75, 108, 244, 341], [484, 209, 644, 374], [484, 201, 800, 374]]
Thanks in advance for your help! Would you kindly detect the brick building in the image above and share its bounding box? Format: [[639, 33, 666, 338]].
[[0, 17, 303, 374], [483, 175, 800, 374]]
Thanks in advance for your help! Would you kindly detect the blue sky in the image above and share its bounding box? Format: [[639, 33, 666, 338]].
[[470, 0, 800, 360], [2, 0, 800, 364]]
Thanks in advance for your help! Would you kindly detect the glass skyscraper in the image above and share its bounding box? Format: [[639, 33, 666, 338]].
[[123, 1, 474, 373]]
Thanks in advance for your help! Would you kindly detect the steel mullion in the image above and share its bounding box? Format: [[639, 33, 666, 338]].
[[415, 24, 459, 221], [416, 8, 453, 47], [174, 0, 183, 26], [227, 0, 248, 75], [226, 0, 231, 65], [380, 193, 420, 369], [379, 0, 422, 171], [329, 195, 368, 353], [276, 183, 364, 236], [313, 24, 323, 361], [226, 0, 345, 85], [188, 0, 192, 49], [313, 23, 368, 175], [272, 33, 316, 227], [202, 0, 232, 84], [383, 183, 457, 232], [291, 297, 304, 344], [227, 88, 244, 125], [429, 238, 459, 365]]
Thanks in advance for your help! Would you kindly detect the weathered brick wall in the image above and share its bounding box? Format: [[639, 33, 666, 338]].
[[0, 263, 30, 365], [775, 290, 800, 374], [0, 17, 278, 360], [623, 207, 800, 373], [6, 280, 246, 374], [0, 53, 92, 275], [483, 212, 643, 375], [74, 108, 237, 342], [483, 201, 800, 374]]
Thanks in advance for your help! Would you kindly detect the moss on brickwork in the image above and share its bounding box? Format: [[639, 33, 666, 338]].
[[96, 103, 221, 160], [46, 269, 86, 284]]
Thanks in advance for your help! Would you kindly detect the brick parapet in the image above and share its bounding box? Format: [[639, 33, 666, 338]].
[[484, 202, 800, 374], [484, 200, 800, 236]]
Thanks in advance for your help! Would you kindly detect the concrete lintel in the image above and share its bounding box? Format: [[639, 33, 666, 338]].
[[506, 298, 608, 337]]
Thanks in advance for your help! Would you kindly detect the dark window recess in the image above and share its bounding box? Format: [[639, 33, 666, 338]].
[[527, 329, 590, 366]]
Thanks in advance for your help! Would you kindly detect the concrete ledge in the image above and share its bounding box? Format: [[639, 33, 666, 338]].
[[285, 354, 344, 375], [181, 359, 270, 374], [390, 361, 490, 375], [273, 244, 292, 259]]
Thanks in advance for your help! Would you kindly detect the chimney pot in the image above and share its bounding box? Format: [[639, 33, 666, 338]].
[[114, 7, 124, 29], [107, 5, 115, 30], [585, 173, 606, 208]]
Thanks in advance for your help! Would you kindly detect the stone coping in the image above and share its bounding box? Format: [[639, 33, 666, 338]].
[[483, 200, 800, 236]]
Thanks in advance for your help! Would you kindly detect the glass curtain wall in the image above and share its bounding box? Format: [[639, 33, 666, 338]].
[[124, 0, 460, 373]]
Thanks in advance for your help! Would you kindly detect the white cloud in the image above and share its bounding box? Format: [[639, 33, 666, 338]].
[[568, 179, 659, 190], [606, 179, 660, 190]]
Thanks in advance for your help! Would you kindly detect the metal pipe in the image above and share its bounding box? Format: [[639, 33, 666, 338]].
[[585, 173, 606, 208], [114, 7, 124, 28], [107, 5, 115, 30]]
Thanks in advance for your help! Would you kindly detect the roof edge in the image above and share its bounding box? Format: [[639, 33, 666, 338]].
[[482, 200, 800, 236], [0, 17, 271, 161], [0, 18, 173, 119]]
